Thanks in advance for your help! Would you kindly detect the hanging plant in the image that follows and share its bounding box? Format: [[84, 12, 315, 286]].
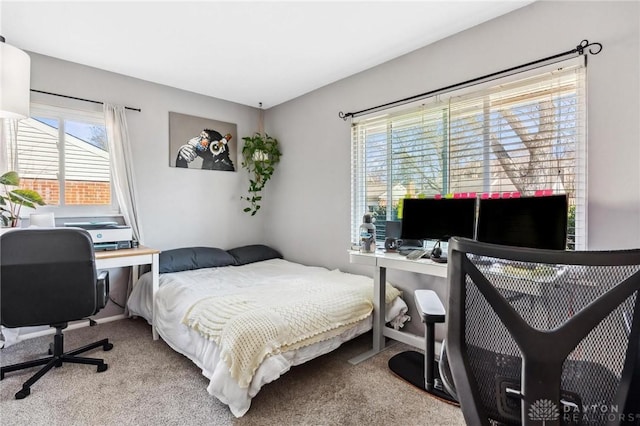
[[241, 133, 282, 216], [0, 171, 46, 227]]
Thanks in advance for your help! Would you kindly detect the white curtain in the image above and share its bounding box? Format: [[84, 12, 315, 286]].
[[0, 119, 21, 347], [104, 103, 144, 318], [104, 103, 144, 244], [0, 118, 20, 173]]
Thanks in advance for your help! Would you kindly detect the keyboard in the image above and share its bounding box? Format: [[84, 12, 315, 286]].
[[406, 249, 429, 260], [399, 247, 423, 256]]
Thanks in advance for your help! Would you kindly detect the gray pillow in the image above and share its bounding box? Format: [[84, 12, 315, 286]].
[[227, 244, 282, 266], [159, 247, 236, 273]]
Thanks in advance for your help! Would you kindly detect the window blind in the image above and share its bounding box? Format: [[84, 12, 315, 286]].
[[6, 103, 114, 210], [351, 62, 586, 249]]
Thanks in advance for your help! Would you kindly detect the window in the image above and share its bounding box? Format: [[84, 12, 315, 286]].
[[5, 103, 116, 215], [351, 60, 586, 249]]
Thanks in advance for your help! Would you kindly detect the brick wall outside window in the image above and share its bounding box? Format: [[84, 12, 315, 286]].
[[21, 178, 111, 206]]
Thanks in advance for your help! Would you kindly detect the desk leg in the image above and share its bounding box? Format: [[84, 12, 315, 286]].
[[349, 266, 388, 365], [129, 264, 140, 319], [373, 265, 386, 352], [131, 265, 140, 281], [131, 265, 140, 304], [151, 253, 159, 341]]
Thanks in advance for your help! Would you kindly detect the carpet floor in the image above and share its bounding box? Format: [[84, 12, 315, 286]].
[[0, 318, 465, 425]]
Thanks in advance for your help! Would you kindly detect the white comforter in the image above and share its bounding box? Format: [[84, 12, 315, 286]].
[[127, 258, 408, 417]]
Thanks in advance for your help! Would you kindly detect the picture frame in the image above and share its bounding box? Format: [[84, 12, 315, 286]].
[[168, 112, 237, 172]]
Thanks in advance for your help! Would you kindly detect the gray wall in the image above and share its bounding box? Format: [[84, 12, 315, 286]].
[[20, 1, 640, 336], [263, 1, 640, 335], [29, 53, 265, 251]]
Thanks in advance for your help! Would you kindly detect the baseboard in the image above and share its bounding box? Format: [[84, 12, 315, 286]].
[[5, 314, 127, 343]]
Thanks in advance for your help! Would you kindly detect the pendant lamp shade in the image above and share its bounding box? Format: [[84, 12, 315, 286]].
[[0, 37, 31, 119]]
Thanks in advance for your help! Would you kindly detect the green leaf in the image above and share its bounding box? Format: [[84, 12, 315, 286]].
[[0, 171, 19, 186], [240, 133, 281, 216], [10, 189, 46, 207]]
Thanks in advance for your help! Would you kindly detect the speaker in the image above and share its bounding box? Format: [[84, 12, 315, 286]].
[[384, 237, 398, 252]]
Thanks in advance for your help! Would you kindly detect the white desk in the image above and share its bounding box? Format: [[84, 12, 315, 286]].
[[349, 250, 570, 364], [96, 246, 161, 340], [349, 250, 448, 364]]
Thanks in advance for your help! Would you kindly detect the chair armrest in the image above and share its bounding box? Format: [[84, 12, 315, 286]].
[[96, 270, 110, 310], [414, 289, 446, 323]]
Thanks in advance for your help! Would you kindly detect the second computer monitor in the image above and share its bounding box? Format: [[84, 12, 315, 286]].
[[476, 194, 568, 250], [400, 197, 477, 242]]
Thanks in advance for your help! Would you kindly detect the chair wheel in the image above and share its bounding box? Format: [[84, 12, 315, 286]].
[[97, 363, 108, 373], [103, 343, 114, 351], [15, 388, 30, 399]]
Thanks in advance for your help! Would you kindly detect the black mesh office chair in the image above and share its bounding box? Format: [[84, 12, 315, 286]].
[[443, 237, 640, 426], [0, 228, 113, 399]]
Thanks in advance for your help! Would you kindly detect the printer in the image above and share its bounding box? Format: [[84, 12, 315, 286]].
[[65, 222, 133, 251]]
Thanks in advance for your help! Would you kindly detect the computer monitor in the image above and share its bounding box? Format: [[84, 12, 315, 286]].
[[476, 194, 568, 250], [400, 198, 477, 242]]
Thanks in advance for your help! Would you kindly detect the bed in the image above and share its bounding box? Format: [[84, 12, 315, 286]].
[[126, 245, 409, 417]]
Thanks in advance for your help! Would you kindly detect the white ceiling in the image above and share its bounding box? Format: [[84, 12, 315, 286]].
[[1, 1, 534, 109]]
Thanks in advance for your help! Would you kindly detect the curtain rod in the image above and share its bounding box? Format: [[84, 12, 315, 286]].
[[338, 39, 602, 121], [30, 89, 142, 112]]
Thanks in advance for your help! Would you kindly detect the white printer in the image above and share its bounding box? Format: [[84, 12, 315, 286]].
[[65, 222, 133, 250]]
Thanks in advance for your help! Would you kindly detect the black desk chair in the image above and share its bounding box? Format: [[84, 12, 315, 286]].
[[444, 237, 640, 425], [388, 289, 458, 405], [0, 228, 113, 399]]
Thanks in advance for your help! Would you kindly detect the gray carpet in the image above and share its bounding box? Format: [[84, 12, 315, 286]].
[[0, 318, 465, 425]]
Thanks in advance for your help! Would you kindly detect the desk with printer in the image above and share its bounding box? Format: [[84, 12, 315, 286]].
[[62, 221, 161, 338], [64, 221, 135, 251], [0, 219, 159, 347], [62, 221, 160, 338]]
